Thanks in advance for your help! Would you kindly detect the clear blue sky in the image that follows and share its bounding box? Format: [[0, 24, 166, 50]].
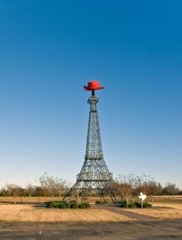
[[0, 0, 181, 188]]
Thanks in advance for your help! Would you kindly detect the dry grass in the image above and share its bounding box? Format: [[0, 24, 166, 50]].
[[0, 204, 132, 222], [0, 197, 181, 240], [124, 202, 182, 219], [0, 196, 59, 204], [0, 196, 182, 222]]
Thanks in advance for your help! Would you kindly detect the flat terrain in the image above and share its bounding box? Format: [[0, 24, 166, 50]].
[[0, 204, 132, 222], [0, 196, 182, 239]]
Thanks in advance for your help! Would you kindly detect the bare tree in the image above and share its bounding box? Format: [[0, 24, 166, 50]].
[[39, 172, 67, 201], [134, 175, 162, 193], [130, 174, 162, 204], [25, 183, 36, 197], [162, 183, 180, 195], [0, 187, 8, 196], [112, 174, 162, 205], [111, 174, 135, 206], [34, 186, 46, 203], [6, 184, 23, 204]]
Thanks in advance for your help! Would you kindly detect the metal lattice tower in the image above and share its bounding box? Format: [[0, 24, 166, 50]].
[[69, 81, 115, 200]]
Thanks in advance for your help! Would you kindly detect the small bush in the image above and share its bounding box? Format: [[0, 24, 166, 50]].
[[54, 201, 62, 208], [119, 200, 128, 208], [59, 202, 67, 209], [135, 201, 141, 208], [134, 201, 152, 208], [128, 202, 137, 208], [78, 202, 91, 209], [119, 200, 152, 208], [78, 203, 86, 209], [143, 202, 152, 208], [45, 200, 91, 209], [70, 202, 78, 209], [46, 201, 54, 208]]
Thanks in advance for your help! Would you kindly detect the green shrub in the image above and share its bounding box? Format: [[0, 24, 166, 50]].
[[59, 202, 67, 209], [53, 201, 62, 208], [128, 202, 137, 208], [78, 202, 91, 209], [119, 200, 152, 208], [45, 200, 91, 209], [84, 202, 91, 208], [119, 200, 128, 208], [78, 202, 86, 208], [65, 202, 71, 208], [46, 201, 54, 208], [135, 201, 141, 208], [143, 202, 152, 208], [70, 202, 78, 209], [134, 201, 152, 208]]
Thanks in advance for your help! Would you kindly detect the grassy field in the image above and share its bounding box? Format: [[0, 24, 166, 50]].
[[124, 202, 182, 219], [0, 204, 133, 222], [0, 195, 182, 221], [0, 196, 181, 239]]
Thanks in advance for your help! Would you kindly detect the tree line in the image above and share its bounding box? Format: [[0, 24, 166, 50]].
[[0, 173, 181, 200], [110, 174, 182, 205]]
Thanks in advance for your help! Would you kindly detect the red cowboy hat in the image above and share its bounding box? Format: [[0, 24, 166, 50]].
[[83, 80, 104, 91]]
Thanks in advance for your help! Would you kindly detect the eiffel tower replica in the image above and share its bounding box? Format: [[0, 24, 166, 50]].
[[67, 80, 116, 201]]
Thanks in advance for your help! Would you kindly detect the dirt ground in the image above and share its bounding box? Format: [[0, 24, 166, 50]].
[[0, 220, 182, 240], [0, 197, 182, 239]]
